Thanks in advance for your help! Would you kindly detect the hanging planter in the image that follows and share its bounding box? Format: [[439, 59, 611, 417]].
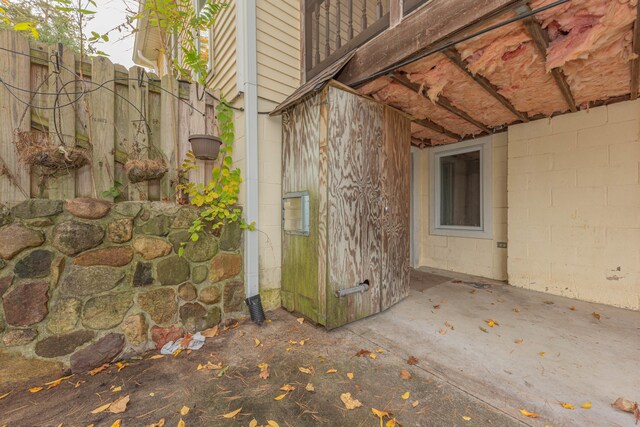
[[13, 130, 89, 171], [125, 159, 168, 183], [188, 134, 222, 160]]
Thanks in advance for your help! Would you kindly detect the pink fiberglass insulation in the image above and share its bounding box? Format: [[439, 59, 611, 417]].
[[373, 81, 483, 137], [410, 122, 457, 145], [358, 76, 393, 95], [400, 53, 519, 127], [456, 21, 569, 116], [531, 0, 636, 105]]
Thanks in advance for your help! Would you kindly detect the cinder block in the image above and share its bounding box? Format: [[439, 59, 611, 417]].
[[492, 131, 508, 147], [552, 186, 605, 207], [525, 206, 578, 227], [509, 189, 552, 208], [508, 173, 529, 192], [606, 99, 640, 123], [529, 170, 577, 190], [577, 164, 639, 187], [553, 146, 609, 171], [551, 105, 608, 134], [576, 206, 640, 229], [425, 234, 448, 248], [508, 139, 529, 158], [578, 120, 639, 148], [510, 154, 553, 173], [606, 227, 640, 250], [551, 225, 606, 246], [609, 141, 640, 167], [607, 184, 640, 207], [509, 224, 551, 243], [508, 118, 552, 142], [528, 131, 578, 155]]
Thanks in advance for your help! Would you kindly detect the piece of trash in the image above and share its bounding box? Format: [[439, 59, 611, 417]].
[[160, 332, 206, 355], [611, 398, 639, 423]]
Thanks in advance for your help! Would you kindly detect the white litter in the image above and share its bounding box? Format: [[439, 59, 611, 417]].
[[160, 332, 206, 355]]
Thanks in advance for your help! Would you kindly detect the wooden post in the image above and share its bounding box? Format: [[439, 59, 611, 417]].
[[160, 74, 179, 201], [0, 30, 30, 201], [390, 0, 403, 27], [47, 44, 76, 199], [189, 82, 207, 186], [128, 66, 149, 200], [89, 56, 115, 199]]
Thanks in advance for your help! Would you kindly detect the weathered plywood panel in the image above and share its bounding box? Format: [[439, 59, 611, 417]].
[[160, 75, 179, 201], [0, 31, 30, 201], [380, 106, 411, 309], [326, 86, 384, 329], [128, 67, 149, 200], [281, 95, 320, 322], [89, 56, 115, 199]]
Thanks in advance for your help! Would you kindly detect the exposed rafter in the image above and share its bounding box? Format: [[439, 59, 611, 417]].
[[411, 137, 431, 148], [443, 48, 529, 123], [390, 72, 492, 134], [517, 5, 577, 112], [413, 118, 463, 141], [630, 0, 640, 100]]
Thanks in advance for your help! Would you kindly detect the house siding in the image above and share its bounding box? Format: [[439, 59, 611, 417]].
[[507, 100, 640, 310], [211, 0, 237, 99]]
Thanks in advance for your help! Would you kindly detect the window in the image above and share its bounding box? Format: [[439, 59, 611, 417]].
[[194, 0, 215, 84], [282, 192, 310, 236], [429, 138, 492, 239]]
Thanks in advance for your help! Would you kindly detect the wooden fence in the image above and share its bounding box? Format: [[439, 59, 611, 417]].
[[0, 30, 220, 203]]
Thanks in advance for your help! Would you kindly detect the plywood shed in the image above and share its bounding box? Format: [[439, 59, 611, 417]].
[[279, 82, 410, 329]]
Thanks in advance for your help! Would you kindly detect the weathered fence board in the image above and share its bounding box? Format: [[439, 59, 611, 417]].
[[0, 32, 220, 203]]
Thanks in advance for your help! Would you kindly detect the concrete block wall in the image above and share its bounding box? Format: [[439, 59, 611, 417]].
[[507, 100, 640, 310], [416, 133, 509, 281]]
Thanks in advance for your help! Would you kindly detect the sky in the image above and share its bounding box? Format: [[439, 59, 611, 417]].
[[87, 0, 137, 68]]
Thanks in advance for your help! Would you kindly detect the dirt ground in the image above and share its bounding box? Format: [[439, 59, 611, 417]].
[[0, 309, 525, 427]]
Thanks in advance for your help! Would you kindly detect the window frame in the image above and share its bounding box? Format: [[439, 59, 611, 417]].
[[193, 0, 215, 84], [282, 191, 311, 236], [429, 137, 493, 239]]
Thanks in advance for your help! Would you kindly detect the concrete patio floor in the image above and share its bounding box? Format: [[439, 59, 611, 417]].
[[346, 267, 640, 427]]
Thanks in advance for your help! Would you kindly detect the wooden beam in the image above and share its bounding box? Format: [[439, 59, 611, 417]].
[[390, 0, 403, 27], [390, 72, 492, 134], [630, 0, 640, 100], [518, 5, 577, 112], [443, 48, 529, 122], [414, 118, 463, 141], [338, 0, 523, 86], [411, 137, 430, 148]]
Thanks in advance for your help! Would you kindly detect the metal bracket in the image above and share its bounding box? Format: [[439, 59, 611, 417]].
[[335, 279, 370, 298]]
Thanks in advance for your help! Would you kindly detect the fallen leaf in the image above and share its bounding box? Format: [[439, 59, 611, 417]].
[[74, 380, 85, 388], [89, 364, 109, 375], [274, 393, 287, 401], [198, 361, 223, 371], [326, 369, 337, 374], [177, 419, 185, 427], [484, 319, 499, 327], [109, 395, 130, 414], [305, 383, 315, 392], [146, 419, 165, 427], [369, 353, 378, 359], [611, 397, 639, 422], [543, 300, 554, 305], [519, 409, 539, 418], [462, 416, 471, 421], [386, 419, 398, 427], [372, 408, 391, 426], [581, 402, 592, 409], [149, 355, 165, 360], [201, 325, 219, 337], [299, 340, 306, 346], [288, 340, 298, 345], [254, 338, 261, 347], [347, 372, 354, 380], [111, 386, 122, 392], [299, 367, 312, 374], [512, 308, 520, 313], [412, 401, 419, 408], [538, 352, 546, 357], [267, 421, 279, 427], [28, 387, 43, 393], [0, 392, 9, 400], [592, 312, 601, 321], [222, 408, 242, 419], [180, 405, 190, 416], [479, 327, 488, 333], [217, 365, 229, 377], [438, 329, 447, 334], [258, 363, 270, 379], [569, 306, 576, 311], [340, 392, 362, 410], [110, 420, 121, 427], [115, 362, 128, 372], [401, 391, 410, 400], [45, 375, 73, 389], [399, 370, 412, 380], [285, 347, 293, 352], [173, 348, 182, 357], [433, 304, 440, 309], [91, 403, 111, 414], [280, 384, 295, 392], [561, 402, 574, 410], [297, 317, 304, 324], [376, 348, 384, 353], [407, 356, 418, 365], [515, 339, 523, 344], [355, 349, 371, 357], [249, 420, 258, 427]]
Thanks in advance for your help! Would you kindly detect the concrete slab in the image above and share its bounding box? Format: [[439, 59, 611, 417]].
[[347, 268, 640, 427]]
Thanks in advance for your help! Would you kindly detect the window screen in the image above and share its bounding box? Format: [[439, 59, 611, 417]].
[[439, 150, 481, 227], [283, 192, 310, 235]]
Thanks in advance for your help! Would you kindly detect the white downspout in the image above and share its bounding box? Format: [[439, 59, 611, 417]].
[[238, 0, 259, 299]]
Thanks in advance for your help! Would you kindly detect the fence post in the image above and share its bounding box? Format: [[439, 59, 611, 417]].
[[127, 66, 149, 201], [160, 74, 179, 201]]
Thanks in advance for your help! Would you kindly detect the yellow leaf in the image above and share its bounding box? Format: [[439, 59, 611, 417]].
[[89, 364, 110, 375], [173, 348, 182, 357], [45, 375, 73, 389], [146, 419, 165, 427], [180, 405, 190, 416], [29, 387, 43, 393], [347, 372, 354, 380], [592, 312, 601, 321], [484, 319, 499, 327], [91, 403, 111, 414], [254, 338, 261, 347], [267, 421, 279, 427], [249, 420, 258, 427], [149, 355, 165, 360], [581, 402, 592, 409], [274, 393, 287, 401], [109, 395, 130, 414], [75, 380, 85, 388], [177, 419, 185, 427], [462, 416, 471, 421], [386, 419, 397, 427], [305, 383, 315, 392], [0, 392, 9, 400], [280, 384, 295, 392], [372, 408, 391, 422], [401, 391, 410, 400], [515, 339, 524, 344], [222, 408, 241, 418], [412, 400, 419, 408], [538, 352, 545, 357], [297, 317, 304, 324], [376, 348, 384, 353], [110, 420, 121, 427], [560, 402, 574, 410], [111, 386, 122, 392], [299, 367, 312, 374], [369, 353, 377, 359], [340, 392, 362, 410], [116, 362, 128, 372], [299, 340, 306, 346], [326, 369, 337, 373], [519, 409, 539, 418], [288, 340, 298, 344]]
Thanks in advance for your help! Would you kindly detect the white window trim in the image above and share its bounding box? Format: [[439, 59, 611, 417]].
[[429, 137, 493, 239], [193, 0, 216, 85]]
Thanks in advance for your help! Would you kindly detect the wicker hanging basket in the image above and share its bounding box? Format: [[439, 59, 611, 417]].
[[124, 159, 168, 183], [13, 130, 89, 171]]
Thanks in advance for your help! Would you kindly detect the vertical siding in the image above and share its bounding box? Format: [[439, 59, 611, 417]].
[[256, 0, 301, 103], [211, 0, 237, 99]]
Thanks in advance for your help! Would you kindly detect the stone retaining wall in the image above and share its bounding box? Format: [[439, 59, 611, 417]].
[[0, 199, 244, 379]]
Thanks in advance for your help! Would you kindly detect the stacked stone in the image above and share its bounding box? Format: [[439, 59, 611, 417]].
[[0, 198, 244, 377]]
